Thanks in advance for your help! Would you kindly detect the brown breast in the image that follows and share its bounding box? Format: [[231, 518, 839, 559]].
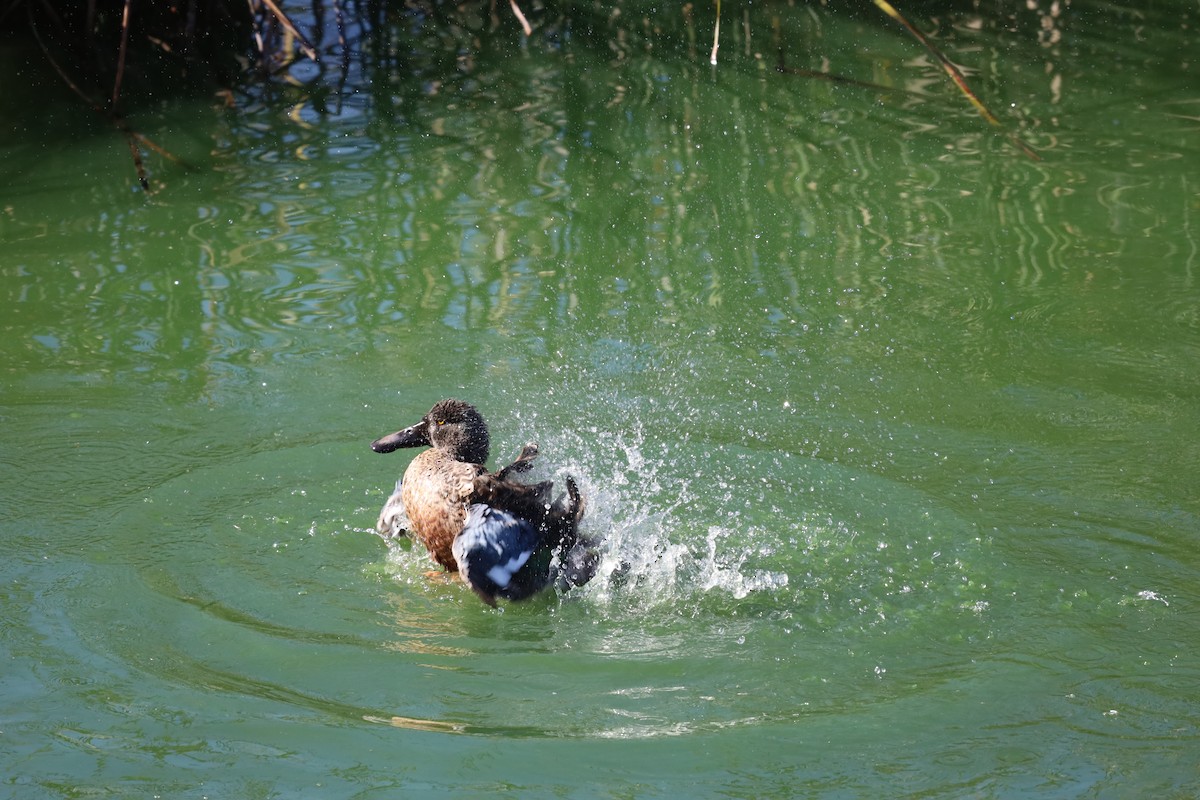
[[400, 449, 485, 570]]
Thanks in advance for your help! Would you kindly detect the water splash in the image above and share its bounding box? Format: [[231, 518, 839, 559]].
[[371, 403, 794, 615], [509, 412, 795, 617], [370, 380, 986, 639]]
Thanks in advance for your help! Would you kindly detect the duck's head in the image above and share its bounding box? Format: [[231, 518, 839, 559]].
[[371, 398, 490, 465]]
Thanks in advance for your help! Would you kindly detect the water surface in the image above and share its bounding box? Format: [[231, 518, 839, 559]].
[[2, 2, 1199, 796]]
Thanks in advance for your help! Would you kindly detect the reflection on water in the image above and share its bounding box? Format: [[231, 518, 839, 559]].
[[4, 7, 1196, 383], [2, 0, 1200, 793]]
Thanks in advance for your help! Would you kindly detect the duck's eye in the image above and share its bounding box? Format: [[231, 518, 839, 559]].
[[436, 419, 445, 426]]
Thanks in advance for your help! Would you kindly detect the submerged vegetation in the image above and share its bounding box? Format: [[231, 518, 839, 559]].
[[3, 0, 1041, 188]]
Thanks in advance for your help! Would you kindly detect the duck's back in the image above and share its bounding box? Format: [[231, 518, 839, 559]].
[[400, 449, 484, 570]]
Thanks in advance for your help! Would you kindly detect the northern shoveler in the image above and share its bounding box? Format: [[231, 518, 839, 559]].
[[371, 399, 597, 605]]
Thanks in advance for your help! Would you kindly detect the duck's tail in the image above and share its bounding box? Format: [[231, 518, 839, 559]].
[[551, 476, 600, 591], [560, 475, 586, 526]]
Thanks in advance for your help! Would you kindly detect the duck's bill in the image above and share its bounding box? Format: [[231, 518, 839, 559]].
[[371, 424, 428, 453]]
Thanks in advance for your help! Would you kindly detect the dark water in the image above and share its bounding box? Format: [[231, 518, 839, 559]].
[[3, 2, 1199, 796]]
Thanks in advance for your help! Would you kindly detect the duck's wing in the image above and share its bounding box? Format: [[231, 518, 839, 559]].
[[546, 476, 596, 589], [493, 442, 539, 481], [453, 504, 545, 606], [458, 472, 597, 604], [555, 476, 586, 525], [376, 479, 409, 538], [555, 532, 602, 591], [472, 472, 552, 514]]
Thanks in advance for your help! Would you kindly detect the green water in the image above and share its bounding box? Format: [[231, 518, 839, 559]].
[[3, 2, 1199, 796]]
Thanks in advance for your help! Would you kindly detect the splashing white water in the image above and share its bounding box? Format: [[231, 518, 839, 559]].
[[529, 415, 792, 614]]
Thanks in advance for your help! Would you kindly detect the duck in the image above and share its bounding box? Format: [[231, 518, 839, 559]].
[[370, 398, 597, 606]]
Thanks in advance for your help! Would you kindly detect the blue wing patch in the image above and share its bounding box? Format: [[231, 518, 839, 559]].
[[453, 504, 541, 605]]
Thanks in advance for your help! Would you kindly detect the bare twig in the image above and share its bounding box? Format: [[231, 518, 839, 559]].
[[246, 0, 266, 60], [27, 1, 192, 189], [871, 0, 998, 125], [258, 0, 319, 61], [125, 130, 149, 189], [872, 0, 1040, 159], [112, 0, 132, 107], [509, 0, 532, 36], [710, 0, 720, 65]]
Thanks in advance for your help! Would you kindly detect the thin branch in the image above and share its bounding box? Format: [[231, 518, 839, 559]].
[[258, 0, 319, 61], [509, 0, 532, 36], [112, 0, 132, 107], [28, 2, 104, 114], [871, 0, 1040, 159], [246, 0, 266, 61], [871, 0, 999, 126], [27, 1, 192, 189], [125, 130, 150, 190], [710, 0, 720, 65]]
